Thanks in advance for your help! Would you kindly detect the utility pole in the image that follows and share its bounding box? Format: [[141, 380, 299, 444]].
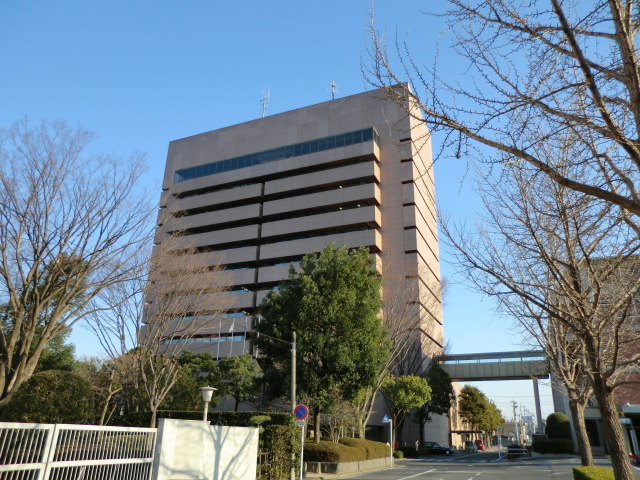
[[291, 331, 297, 480], [512, 401, 519, 444], [291, 331, 296, 413]]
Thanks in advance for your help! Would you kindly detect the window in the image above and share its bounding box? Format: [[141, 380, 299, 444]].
[[174, 127, 380, 182]]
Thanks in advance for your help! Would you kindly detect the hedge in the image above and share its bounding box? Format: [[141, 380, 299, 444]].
[[572, 466, 615, 480], [532, 438, 575, 454], [338, 438, 389, 460], [304, 440, 364, 462]]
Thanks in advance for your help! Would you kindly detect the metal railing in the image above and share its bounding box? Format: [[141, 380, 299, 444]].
[[0, 423, 156, 480]]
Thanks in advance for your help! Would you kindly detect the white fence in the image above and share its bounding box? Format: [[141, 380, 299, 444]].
[[0, 423, 157, 480]]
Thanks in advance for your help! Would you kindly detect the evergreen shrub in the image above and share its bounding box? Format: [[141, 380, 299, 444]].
[[532, 438, 575, 454], [393, 449, 404, 458], [545, 412, 572, 440]]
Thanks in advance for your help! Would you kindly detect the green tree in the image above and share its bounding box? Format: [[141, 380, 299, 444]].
[[458, 385, 503, 434], [382, 375, 431, 445], [458, 386, 487, 430], [254, 243, 389, 442], [416, 362, 454, 441], [1, 370, 95, 424], [35, 330, 77, 373], [481, 400, 504, 435], [219, 354, 263, 411], [160, 352, 221, 410]]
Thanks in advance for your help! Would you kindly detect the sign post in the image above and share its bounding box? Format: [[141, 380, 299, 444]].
[[382, 415, 393, 466], [294, 404, 309, 480]]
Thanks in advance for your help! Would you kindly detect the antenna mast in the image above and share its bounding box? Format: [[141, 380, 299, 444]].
[[261, 87, 270, 118], [330, 81, 337, 100]]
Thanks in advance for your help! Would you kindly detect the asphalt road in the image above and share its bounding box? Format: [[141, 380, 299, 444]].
[[339, 451, 640, 480]]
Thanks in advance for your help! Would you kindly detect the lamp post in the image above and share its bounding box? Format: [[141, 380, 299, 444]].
[[199, 386, 217, 422]]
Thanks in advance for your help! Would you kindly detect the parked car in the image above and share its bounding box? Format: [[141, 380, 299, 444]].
[[464, 440, 478, 453], [422, 441, 455, 455], [475, 439, 485, 451]]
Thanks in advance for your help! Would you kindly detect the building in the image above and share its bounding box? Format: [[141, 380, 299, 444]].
[[149, 86, 446, 441]]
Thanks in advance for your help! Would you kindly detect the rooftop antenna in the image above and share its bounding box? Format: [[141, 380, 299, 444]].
[[261, 87, 270, 118], [330, 81, 337, 100]]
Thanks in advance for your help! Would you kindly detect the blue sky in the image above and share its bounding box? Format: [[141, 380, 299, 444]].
[[0, 1, 554, 424]]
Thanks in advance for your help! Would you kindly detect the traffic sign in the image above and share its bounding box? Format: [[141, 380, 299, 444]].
[[381, 414, 390, 423], [294, 404, 309, 420], [295, 420, 306, 427]]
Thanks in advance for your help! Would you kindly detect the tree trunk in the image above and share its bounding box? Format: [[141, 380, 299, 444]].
[[314, 410, 321, 443], [568, 397, 593, 466], [592, 379, 634, 480], [149, 408, 157, 428]]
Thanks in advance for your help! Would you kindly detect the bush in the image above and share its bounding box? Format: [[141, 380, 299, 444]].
[[1, 370, 95, 424], [304, 441, 364, 462], [398, 446, 418, 458], [532, 438, 575, 454], [572, 466, 615, 480], [546, 412, 572, 440], [393, 449, 404, 458], [338, 438, 389, 459], [260, 424, 300, 480]]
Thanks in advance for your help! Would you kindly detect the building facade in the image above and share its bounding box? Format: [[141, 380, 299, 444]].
[[152, 87, 443, 356], [150, 87, 447, 441]]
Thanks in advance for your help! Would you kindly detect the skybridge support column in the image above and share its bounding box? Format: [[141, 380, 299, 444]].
[[533, 378, 543, 433]]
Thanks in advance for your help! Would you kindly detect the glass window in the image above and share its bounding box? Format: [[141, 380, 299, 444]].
[[174, 127, 377, 182]]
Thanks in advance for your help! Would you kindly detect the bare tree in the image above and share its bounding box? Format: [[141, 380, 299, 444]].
[[441, 144, 639, 476], [365, 3, 640, 476], [89, 236, 230, 427], [364, 0, 640, 220], [76, 357, 128, 426], [351, 262, 445, 438], [495, 272, 595, 464], [0, 118, 153, 409]]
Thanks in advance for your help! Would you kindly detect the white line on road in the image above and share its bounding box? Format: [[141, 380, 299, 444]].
[[396, 469, 437, 480]]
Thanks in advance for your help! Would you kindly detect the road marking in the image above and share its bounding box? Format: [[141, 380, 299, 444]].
[[441, 471, 482, 474], [396, 469, 437, 480]]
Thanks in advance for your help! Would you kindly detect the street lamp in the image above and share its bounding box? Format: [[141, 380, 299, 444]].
[[199, 386, 217, 422]]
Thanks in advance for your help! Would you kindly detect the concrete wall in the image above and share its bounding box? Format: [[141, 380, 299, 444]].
[[152, 419, 259, 480]]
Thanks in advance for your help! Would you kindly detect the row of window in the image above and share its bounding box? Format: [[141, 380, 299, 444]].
[[163, 334, 246, 345], [174, 127, 379, 183], [169, 312, 249, 322]]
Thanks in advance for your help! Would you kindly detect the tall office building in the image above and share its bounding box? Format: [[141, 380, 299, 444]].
[[151, 86, 444, 367]]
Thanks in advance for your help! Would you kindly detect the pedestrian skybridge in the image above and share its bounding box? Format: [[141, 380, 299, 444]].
[[439, 350, 549, 382], [439, 350, 550, 432]]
